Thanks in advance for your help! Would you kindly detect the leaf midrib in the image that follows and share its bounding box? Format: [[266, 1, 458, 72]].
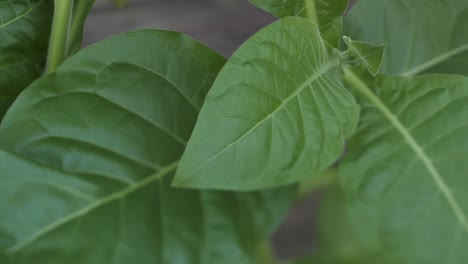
[[344, 68, 468, 236], [6, 161, 179, 254], [402, 42, 468, 76], [175, 58, 340, 184]]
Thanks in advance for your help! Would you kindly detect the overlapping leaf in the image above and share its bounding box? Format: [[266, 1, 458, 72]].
[[340, 75, 468, 264], [174, 17, 359, 190], [0, 0, 52, 118], [249, 0, 349, 47], [344, 0, 468, 75], [0, 30, 296, 264], [342, 36, 386, 76]]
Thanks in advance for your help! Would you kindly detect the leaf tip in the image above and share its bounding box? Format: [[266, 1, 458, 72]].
[[342, 36, 387, 76]]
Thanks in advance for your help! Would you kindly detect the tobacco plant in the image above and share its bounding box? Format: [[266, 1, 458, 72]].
[[1, 0, 467, 263]]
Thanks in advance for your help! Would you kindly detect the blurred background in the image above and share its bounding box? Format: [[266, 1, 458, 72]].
[[84, 0, 275, 56], [83, 0, 319, 260]]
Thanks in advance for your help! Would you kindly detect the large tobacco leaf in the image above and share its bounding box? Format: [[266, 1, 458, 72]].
[[0, 30, 296, 263], [344, 0, 468, 75], [174, 18, 359, 190], [0, 0, 52, 118], [249, 0, 349, 47], [340, 75, 468, 264]]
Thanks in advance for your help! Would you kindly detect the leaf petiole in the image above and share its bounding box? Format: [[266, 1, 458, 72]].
[[67, 0, 96, 56], [46, 0, 73, 73], [305, 0, 319, 25]]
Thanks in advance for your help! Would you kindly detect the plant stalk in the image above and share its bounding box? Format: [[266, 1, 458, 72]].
[[46, 0, 73, 73], [68, 0, 96, 56], [305, 0, 319, 25]]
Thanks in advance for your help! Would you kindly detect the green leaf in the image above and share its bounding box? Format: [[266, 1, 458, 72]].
[[340, 74, 468, 263], [344, 0, 468, 75], [343, 36, 386, 76], [0, 0, 52, 118], [174, 17, 359, 191], [0, 30, 296, 263], [249, 0, 349, 47]]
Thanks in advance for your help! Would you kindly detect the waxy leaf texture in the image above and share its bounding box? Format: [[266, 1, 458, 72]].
[[0, 0, 52, 118], [341, 75, 468, 264], [345, 0, 468, 75], [0, 30, 296, 264], [175, 18, 359, 190]]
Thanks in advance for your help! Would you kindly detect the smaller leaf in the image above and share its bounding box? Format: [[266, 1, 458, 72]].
[[343, 36, 386, 76], [174, 17, 359, 191]]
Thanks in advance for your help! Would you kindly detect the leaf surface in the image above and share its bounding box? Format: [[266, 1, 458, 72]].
[[344, 0, 468, 75], [0, 0, 52, 118], [174, 17, 359, 190], [0, 30, 296, 264], [249, 0, 349, 47], [343, 36, 386, 76], [340, 75, 468, 264]]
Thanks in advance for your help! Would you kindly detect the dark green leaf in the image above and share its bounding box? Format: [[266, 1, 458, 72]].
[[174, 18, 359, 190], [340, 75, 468, 263], [0, 0, 52, 118], [0, 30, 296, 264], [249, 0, 349, 47], [343, 36, 386, 76], [344, 0, 468, 75]]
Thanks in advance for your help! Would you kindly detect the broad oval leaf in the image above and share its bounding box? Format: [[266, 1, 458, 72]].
[[0, 30, 296, 263], [249, 0, 349, 47], [340, 75, 468, 264], [0, 0, 52, 117], [174, 17, 359, 190], [345, 0, 468, 75]]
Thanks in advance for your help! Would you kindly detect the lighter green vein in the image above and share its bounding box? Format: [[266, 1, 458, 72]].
[[0, 0, 43, 29], [403, 43, 468, 76], [6, 161, 179, 254], [343, 68, 468, 236], [176, 59, 339, 184]]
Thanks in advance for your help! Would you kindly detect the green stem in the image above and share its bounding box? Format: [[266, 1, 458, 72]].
[[46, 0, 73, 73], [305, 0, 319, 25], [255, 240, 277, 264], [68, 0, 96, 56]]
